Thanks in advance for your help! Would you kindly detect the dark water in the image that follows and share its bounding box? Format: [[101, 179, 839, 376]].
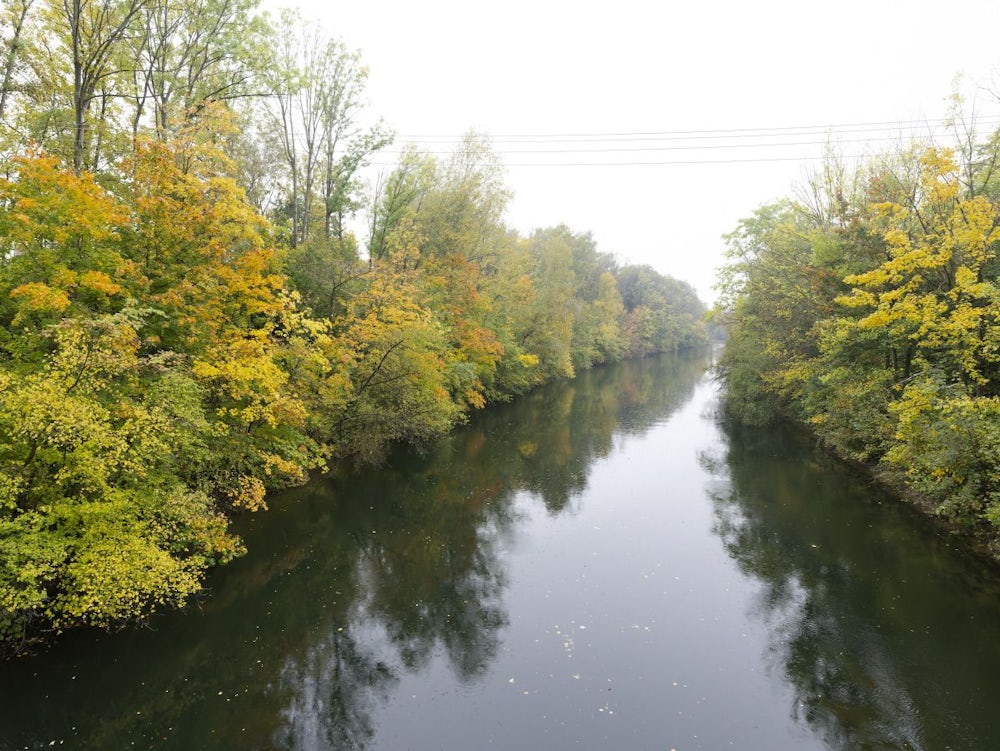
[[4, 352, 1000, 750]]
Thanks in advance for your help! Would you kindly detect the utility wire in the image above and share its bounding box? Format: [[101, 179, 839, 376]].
[[353, 117, 994, 167], [398, 125, 955, 145], [391, 116, 999, 141], [372, 136, 924, 157], [366, 154, 880, 168], [279, 116, 996, 144]]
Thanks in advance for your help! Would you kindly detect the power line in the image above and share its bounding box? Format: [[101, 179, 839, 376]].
[[280, 116, 998, 144], [254, 114, 1000, 168], [399, 125, 951, 145], [367, 154, 878, 168], [352, 116, 999, 167], [391, 116, 999, 142], [373, 136, 923, 157]]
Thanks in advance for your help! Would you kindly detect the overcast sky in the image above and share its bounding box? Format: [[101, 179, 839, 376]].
[[283, 0, 1000, 303]]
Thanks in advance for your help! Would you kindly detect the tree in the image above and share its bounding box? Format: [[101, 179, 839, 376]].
[[0, 0, 36, 126], [364, 136, 512, 404], [838, 148, 1000, 391], [327, 261, 460, 463], [520, 229, 577, 379], [716, 201, 830, 425], [0, 314, 243, 645], [258, 9, 386, 248], [617, 264, 705, 357], [127, 0, 261, 138], [0, 148, 129, 356], [41, 0, 152, 171], [367, 147, 436, 262]]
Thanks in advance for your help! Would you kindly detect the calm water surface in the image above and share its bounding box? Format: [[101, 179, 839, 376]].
[[3, 352, 1000, 750]]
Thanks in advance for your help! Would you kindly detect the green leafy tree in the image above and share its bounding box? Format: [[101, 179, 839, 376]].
[[39, 0, 152, 170], [127, 0, 262, 138]]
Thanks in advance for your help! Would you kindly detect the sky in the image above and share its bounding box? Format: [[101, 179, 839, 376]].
[[280, 0, 1000, 303]]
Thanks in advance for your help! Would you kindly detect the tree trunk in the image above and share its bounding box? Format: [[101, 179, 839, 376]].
[[0, 0, 33, 124]]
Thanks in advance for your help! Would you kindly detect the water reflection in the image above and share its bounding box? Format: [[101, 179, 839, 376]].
[[704, 421, 1000, 751], [275, 625, 396, 751], [0, 351, 709, 751], [345, 461, 513, 679]]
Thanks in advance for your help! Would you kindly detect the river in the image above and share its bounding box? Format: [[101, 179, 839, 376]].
[[3, 351, 1000, 750]]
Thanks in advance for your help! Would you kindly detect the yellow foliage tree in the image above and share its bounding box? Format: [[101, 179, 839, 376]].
[[838, 149, 1000, 390]]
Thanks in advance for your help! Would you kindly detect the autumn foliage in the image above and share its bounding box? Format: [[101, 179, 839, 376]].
[[718, 135, 1000, 554], [0, 134, 705, 653]]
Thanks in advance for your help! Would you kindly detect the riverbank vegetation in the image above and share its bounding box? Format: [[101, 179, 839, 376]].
[[0, 1, 706, 653], [717, 102, 1000, 556]]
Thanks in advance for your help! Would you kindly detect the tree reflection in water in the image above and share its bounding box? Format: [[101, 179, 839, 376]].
[[704, 421, 1000, 751], [270, 352, 710, 748], [275, 626, 397, 751]]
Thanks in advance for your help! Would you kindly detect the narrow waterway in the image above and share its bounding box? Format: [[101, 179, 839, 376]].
[[4, 351, 1000, 750]]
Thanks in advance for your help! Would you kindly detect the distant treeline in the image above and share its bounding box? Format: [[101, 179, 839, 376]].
[[0, 1, 706, 652], [717, 109, 1000, 556]]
